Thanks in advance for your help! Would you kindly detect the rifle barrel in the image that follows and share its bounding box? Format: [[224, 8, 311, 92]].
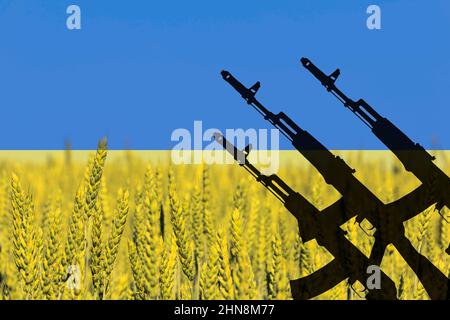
[[220, 70, 385, 215], [213, 132, 292, 203], [301, 57, 450, 209]]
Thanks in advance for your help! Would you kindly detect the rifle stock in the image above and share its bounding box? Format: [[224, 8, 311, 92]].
[[214, 132, 398, 299]]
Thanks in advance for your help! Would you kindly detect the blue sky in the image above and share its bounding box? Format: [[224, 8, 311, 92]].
[[0, 0, 448, 149]]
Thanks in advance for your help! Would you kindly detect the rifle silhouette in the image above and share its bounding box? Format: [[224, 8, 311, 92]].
[[221, 71, 449, 299], [300, 57, 450, 212], [213, 132, 398, 300]]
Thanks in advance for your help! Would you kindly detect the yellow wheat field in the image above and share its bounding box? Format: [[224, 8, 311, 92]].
[[0, 141, 448, 300]]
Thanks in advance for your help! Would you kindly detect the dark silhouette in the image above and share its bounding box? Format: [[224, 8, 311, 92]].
[[301, 57, 450, 300], [220, 70, 449, 299], [214, 132, 397, 300], [300, 57, 450, 212]]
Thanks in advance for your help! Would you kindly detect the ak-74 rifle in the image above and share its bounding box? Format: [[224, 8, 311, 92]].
[[300, 57, 450, 212], [213, 132, 398, 300], [220, 71, 449, 299]]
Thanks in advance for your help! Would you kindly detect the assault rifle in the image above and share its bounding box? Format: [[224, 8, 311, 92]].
[[213, 132, 398, 300], [300, 57, 450, 212], [220, 71, 449, 299]]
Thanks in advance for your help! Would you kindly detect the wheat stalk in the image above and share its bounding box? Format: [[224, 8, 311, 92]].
[[84, 139, 108, 219], [230, 208, 258, 299], [168, 169, 195, 282], [10, 174, 40, 299]]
